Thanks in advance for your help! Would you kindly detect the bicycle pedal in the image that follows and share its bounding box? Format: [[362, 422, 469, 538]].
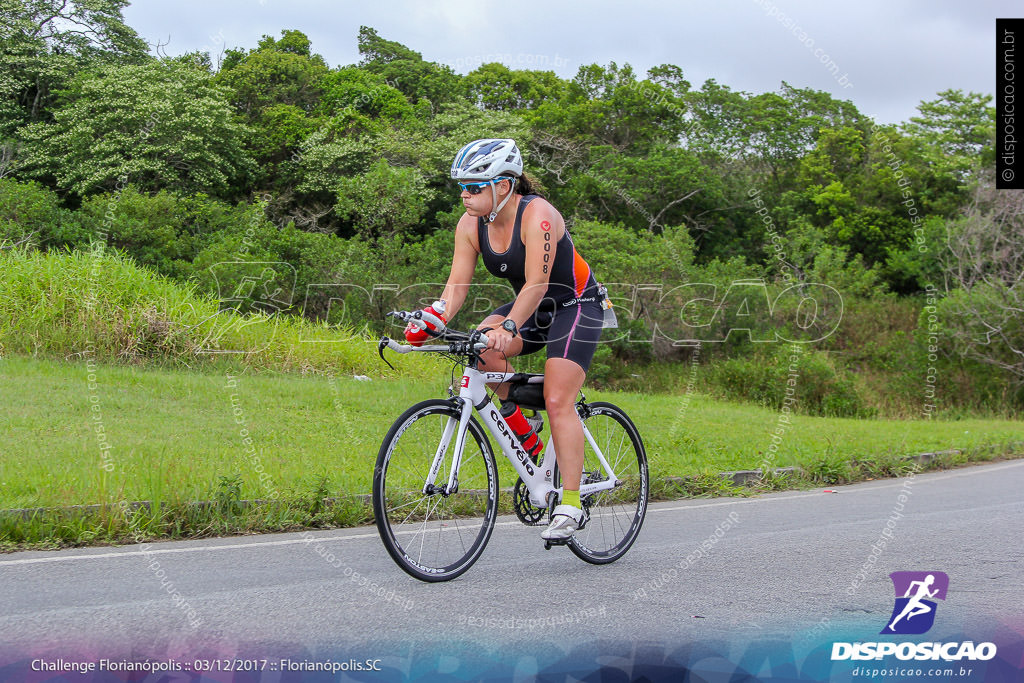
[[543, 538, 570, 550]]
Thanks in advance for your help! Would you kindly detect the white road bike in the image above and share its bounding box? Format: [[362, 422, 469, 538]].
[[373, 309, 649, 582]]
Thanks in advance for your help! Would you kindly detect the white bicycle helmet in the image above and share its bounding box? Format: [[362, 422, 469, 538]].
[[451, 139, 524, 223], [450, 138, 523, 180]]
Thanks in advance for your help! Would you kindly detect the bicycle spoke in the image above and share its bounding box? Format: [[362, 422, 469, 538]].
[[417, 493, 444, 564], [451, 513, 467, 553], [388, 494, 428, 515], [395, 495, 429, 527]]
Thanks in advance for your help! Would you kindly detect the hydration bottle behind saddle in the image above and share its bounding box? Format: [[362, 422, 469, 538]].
[[498, 402, 544, 461]]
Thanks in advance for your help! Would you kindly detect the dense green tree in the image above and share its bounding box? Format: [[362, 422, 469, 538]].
[[297, 120, 379, 197], [334, 158, 432, 239], [684, 78, 750, 158], [902, 89, 995, 180], [16, 60, 255, 197], [0, 0, 147, 138], [76, 186, 194, 277], [778, 127, 912, 285], [294, 89, 429, 204], [770, 119, 969, 294], [464, 63, 568, 111], [259, 29, 314, 57], [550, 144, 711, 232], [357, 26, 461, 110], [0, 177, 76, 248], [647, 64, 692, 98], [528, 62, 688, 154], [316, 67, 417, 122], [742, 84, 864, 187], [252, 103, 317, 168], [215, 30, 329, 116], [356, 26, 421, 64]]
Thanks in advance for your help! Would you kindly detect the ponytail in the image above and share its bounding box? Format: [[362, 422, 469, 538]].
[[516, 171, 545, 199]]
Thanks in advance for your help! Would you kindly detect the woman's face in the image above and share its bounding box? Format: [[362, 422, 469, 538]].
[[460, 179, 511, 217]]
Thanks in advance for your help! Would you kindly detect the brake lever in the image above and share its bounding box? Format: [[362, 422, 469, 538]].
[[468, 328, 491, 355], [377, 336, 396, 370]]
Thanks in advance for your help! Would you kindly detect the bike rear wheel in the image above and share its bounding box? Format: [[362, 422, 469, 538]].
[[563, 401, 649, 564], [373, 399, 498, 582]]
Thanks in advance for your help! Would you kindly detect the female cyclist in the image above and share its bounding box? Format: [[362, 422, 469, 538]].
[[404, 138, 606, 541]]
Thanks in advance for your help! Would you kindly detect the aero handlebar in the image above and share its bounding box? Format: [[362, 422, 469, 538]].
[[377, 311, 491, 368]]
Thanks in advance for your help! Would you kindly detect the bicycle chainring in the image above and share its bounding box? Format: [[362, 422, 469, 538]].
[[513, 478, 546, 526]]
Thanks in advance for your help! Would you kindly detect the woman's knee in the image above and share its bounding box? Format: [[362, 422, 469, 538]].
[[477, 314, 504, 331], [543, 389, 577, 417], [543, 359, 585, 411], [478, 344, 524, 371], [478, 350, 508, 372]]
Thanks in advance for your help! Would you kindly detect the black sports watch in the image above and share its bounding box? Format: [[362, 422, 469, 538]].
[[501, 319, 518, 338]]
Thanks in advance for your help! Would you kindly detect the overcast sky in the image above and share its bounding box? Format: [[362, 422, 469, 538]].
[[122, 0, 1010, 125]]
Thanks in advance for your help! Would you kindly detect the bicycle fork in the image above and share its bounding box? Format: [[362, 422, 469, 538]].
[[422, 366, 519, 498], [422, 398, 473, 496]]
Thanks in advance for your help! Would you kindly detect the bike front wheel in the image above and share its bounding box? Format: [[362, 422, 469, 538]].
[[565, 401, 649, 564], [373, 399, 499, 582]]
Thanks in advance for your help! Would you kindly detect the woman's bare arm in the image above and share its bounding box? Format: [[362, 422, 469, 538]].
[[437, 215, 479, 320]]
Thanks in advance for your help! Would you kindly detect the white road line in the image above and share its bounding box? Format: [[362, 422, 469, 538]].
[[0, 533, 380, 567], [0, 516, 550, 567], [2, 459, 1020, 568]]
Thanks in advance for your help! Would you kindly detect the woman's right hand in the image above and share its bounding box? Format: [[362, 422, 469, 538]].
[[484, 326, 515, 355]]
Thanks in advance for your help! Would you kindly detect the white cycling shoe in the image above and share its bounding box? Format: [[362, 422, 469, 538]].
[[540, 504, 585, 541]]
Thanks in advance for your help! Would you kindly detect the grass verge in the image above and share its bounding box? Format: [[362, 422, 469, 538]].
[[2, 355, 1021, 550], [0, 247, 440, 378]]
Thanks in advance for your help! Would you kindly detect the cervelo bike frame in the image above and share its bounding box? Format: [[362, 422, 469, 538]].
[[380, 312, 623, 510], [442, 366, 622, 509]]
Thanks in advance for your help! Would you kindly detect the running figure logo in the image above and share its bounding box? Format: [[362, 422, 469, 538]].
[[882, 571, 949, 635]]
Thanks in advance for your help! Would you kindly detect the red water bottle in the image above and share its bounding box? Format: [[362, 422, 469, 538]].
[[499, 402, 544, 461], [404, 300, 447, 347]]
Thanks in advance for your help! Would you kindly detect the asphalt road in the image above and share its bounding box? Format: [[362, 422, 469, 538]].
[[2, 458, 1022, 678]]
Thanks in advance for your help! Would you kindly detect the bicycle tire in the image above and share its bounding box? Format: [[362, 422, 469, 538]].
[[560, 401, 649, 564], [373, 399, 499, 582]]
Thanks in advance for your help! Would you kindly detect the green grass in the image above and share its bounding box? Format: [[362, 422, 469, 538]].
[[3, 248, 1021, 549], [2, 354, 1021, 549], [3, 355, 1021, 513], [0, 247, 442, 379]]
